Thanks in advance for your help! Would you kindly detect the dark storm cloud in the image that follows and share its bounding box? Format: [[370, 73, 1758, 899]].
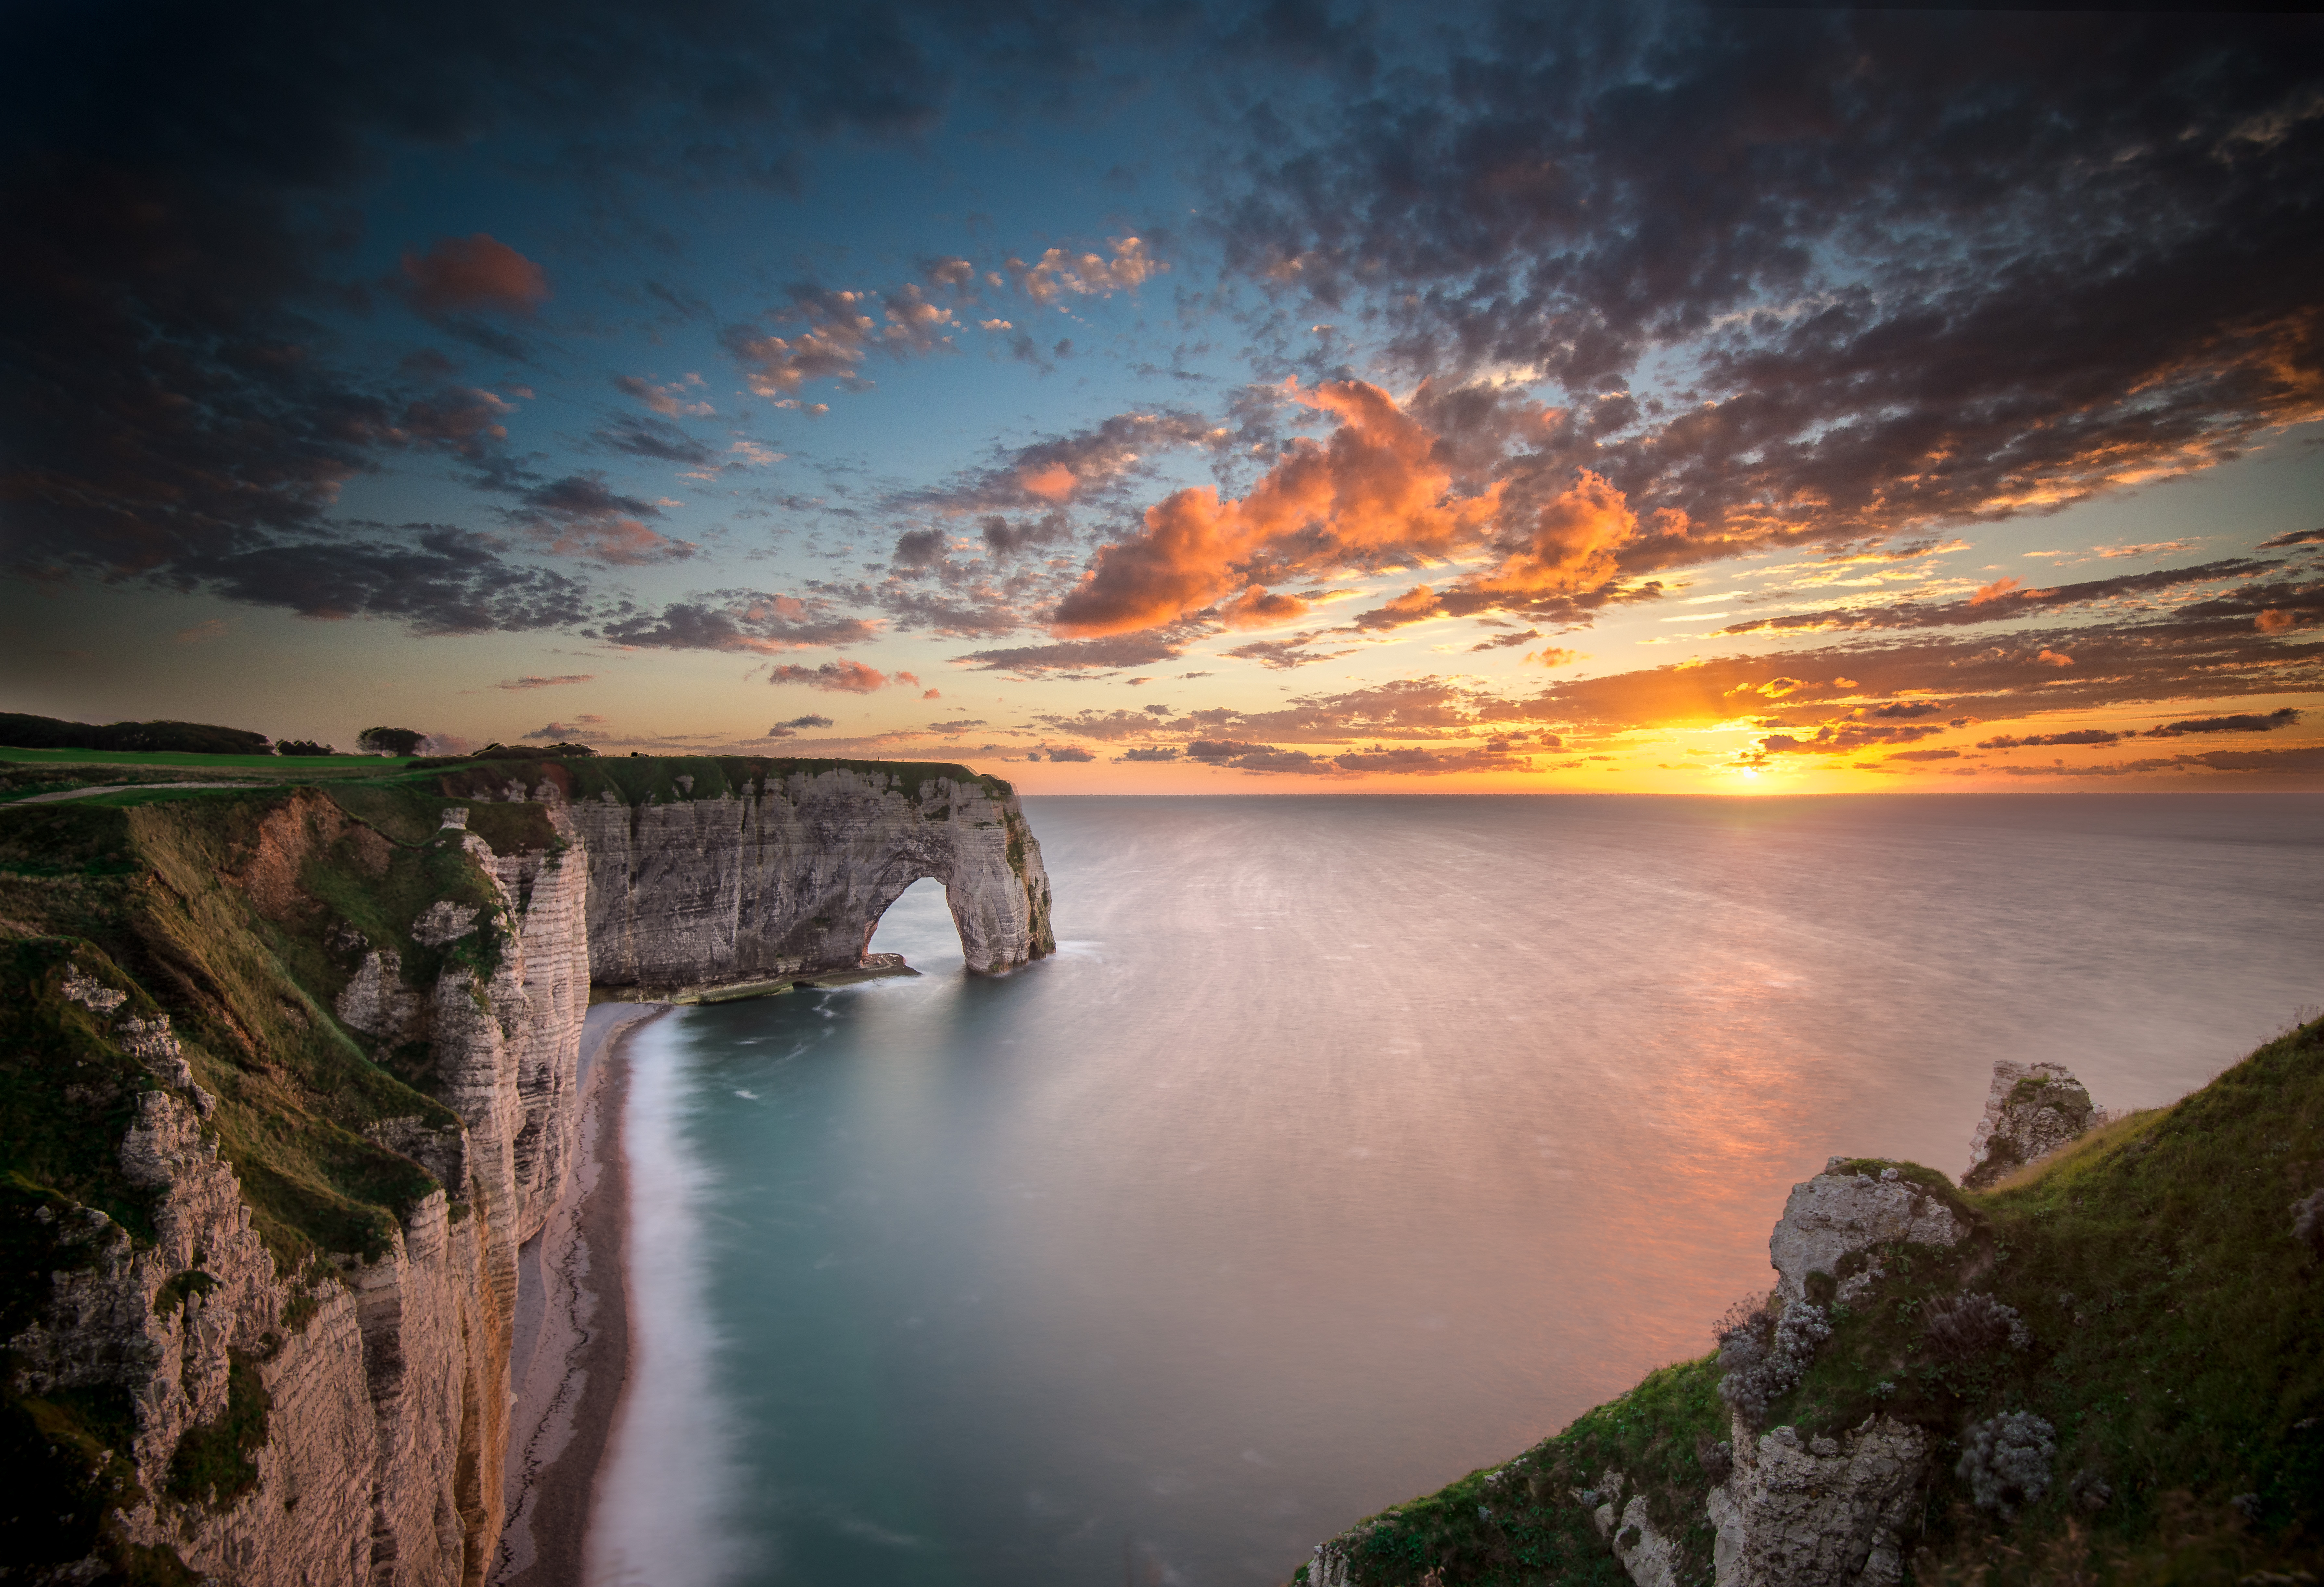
[[1217, 7, 2324, 553], [0, 0, 1174, 623]]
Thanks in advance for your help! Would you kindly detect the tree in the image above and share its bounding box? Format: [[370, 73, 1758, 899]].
[[356, 726, 425, 757], [275, 739, 337, 756]]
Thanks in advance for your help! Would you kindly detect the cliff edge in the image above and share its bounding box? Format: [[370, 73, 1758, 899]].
[[1298, 1019, 2324, 1586], [0, 753, 1053, 1584]]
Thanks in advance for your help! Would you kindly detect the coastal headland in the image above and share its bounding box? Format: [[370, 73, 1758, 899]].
[[0, 749, 1052, 1584]]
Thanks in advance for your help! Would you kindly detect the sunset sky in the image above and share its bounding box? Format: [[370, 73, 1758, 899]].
[[4, 1, 2320, 791]]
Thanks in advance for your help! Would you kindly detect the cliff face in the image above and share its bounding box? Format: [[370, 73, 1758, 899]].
[[3, 756, 1056, 1584], [2, 792, 591, 1584], [553, 762, 1055, 988]]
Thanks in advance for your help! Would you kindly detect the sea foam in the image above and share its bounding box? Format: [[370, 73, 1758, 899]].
[[586, 1012, 746, 1587]]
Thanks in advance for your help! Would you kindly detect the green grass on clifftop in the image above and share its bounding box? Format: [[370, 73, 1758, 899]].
[[1300, 1014, 2324, 1586]]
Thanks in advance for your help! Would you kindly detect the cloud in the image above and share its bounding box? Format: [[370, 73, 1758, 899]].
[[1220, 636, 1359, 670], [1118, 746, 1179, 761], [613, 374, 714, 418], [2257, 528, 2324, 550], [2141, 707, 2301, 737], [496, 674, 594, 690], [0, 0, 1169, 634], [722, 282, 956, 397], [1042, 744, 1096, 762], [1976, 729, 2122, 749], [395, 388, 516, 459], [1007, 237, 1168, 305], [768, 659, 889, 692], [595, 412, 715, 466], [594, 592, 876, 653], [955, 632, 1185, 672], [504, 473, 695, 564], [1718, 559, 2282, 636], [1216, 10, 2324, 559], [1219, 585, 1311, 628], [1051, 380, 1502, 636], [906, 410, 1217, 518], [775, 713, 835, 729], [522, 714, 606, 740], [180, 529, 593, 633], [174, 618, 231, 643], [399, 234, 549, 318]]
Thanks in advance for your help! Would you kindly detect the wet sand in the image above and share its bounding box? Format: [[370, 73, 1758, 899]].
[[494, 1003, 668, 1587]]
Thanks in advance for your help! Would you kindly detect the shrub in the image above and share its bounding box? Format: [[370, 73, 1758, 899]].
[[1922, 1292, 2033, 1360], [274, 740, 337, 757], [1716, 1294, 1832, 1426], [0, 712, 271, 755], [1957, 1411, 2056, 1518], [355, 727, 425, 757]]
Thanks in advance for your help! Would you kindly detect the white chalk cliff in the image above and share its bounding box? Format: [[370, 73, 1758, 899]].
[[7, 762, 1052, 1584]]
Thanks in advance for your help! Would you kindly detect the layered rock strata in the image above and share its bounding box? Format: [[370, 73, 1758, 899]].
[[562, 764, 1054, 987]]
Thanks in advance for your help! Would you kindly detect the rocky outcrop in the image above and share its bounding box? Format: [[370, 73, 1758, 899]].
[[561, 764, 1053, 987], [9, 761, 1059, 1583], [1588, 1472, 1684, 1587], [1707, 1418, 1929, 1587], [12, 813, 591, 1584], [1962, 1061, 2098, 1189], [1769, 1163, 1974, 1306]]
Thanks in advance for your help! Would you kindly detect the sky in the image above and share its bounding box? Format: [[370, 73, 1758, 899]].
[[4, 0, 2321, 793]]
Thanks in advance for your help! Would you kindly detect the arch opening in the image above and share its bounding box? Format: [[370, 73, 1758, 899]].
[[865, 874, 967, 972]]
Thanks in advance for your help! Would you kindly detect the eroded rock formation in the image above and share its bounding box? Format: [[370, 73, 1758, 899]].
[[1962, 1061, 2098, 1189], [565, 764, 1053, 988], [1708, 1418, 1929, 1587], [1768, 1164, 1974, 1306], [7, 761, 1056, 1584]]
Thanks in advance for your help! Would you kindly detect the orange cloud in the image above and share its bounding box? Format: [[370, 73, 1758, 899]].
[[1220, 585, 1312, 629], [1050, 379, 1501, 636], [2257, 608, 2296, 632], [769, 660, 889, 693], [2035, 649, 2075, 667], [1970, 576, 2035, 606], [399, 234, 549, 318], [1467, 469, 1637, 596]]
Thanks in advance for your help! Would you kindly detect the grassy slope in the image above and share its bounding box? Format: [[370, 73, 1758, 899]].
[[1301, 1016, 2324, 1586], [0, 754, 1014, 1579], [0, 783, 517, 1581]]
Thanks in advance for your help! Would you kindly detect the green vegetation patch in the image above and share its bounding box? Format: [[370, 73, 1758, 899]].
[[428, 753, 1016, 807], [1304, 1016, 2324, 1585], [1301, 1359, 1729, 1587], [165, 1351, 271, 1507]]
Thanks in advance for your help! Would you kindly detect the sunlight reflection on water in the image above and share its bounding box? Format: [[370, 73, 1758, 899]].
[[601, 793, 2321, 1586]]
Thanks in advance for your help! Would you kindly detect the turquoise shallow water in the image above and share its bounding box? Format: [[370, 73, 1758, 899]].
[[589, 793, 2323, 1587]]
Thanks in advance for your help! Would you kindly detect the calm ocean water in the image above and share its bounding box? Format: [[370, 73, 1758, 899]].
[[588, 794, 2322, 1587]]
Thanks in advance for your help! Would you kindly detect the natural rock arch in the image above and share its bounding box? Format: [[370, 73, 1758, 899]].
[[565, 762, 1054, 991]]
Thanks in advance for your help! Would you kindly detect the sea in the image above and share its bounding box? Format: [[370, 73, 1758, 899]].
[[586, 793, 2323, 1587]]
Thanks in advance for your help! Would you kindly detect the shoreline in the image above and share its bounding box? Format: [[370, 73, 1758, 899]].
[[493, 1001, 670, 1587]]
